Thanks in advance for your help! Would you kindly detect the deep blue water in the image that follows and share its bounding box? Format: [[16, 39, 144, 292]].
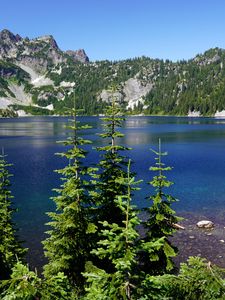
[[0, 115, 225, 268]]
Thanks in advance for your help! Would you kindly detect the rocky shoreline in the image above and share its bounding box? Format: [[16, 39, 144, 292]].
[[171, 212, 225, 268]]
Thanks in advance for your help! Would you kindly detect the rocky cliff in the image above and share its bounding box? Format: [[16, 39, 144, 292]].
[[0, 29, 89, 115], [65, 49, 89, 63], [0, 29, 89, 72]]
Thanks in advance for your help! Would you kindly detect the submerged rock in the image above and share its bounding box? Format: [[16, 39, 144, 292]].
[[197, 220, 214, 229]]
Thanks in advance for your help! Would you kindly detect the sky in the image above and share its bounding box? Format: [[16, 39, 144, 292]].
[[1, 0, 225, 62]]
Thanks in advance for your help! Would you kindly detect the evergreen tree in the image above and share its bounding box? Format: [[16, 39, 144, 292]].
[[92, 87, 129, 226], [84, 161, 165, 299], [0, 151, 25, 280], [141, 257, 225, 300], [43, 106, 93, 292], [142, 139, 182, 274], [83, 160, 142, 300], [0, 261, 75, 300], [0, 261, 42, 299]]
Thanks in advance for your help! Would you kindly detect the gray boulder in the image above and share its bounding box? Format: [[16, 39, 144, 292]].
[[196, 220, 214, 229]]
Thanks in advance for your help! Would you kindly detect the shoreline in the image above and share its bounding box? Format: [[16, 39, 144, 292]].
[[2, 114, 225, 120], [27, 211, 225, 273], [171, 211, 225, 268]]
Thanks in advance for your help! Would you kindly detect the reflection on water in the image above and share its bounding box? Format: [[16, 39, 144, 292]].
[[1, 115, 225, 269], [0, 117, 66, 137]]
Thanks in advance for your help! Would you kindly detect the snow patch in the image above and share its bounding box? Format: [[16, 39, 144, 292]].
[[31, 76, 53, 87], [188, 110, 201, 117], [17, 110, 30, 116], [46, 104, 54, 111], [127, 97, 144, 110], [214, 110, 225, 117], [60, 81, 75, 88]]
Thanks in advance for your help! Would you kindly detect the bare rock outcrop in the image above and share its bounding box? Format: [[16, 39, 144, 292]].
[[98, 77, 152, 110], [66, 49, 89, 63], [123, 78, 153, 109]]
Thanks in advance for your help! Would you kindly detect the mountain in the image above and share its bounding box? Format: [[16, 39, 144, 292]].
[[0, 29, 90, 116], [1, 29, 225, 117]]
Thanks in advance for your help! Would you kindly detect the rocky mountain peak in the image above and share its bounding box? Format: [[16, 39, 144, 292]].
[[65, 49, 89, 63], [0, 29, 22, 44], [35, 35, 59, 49], [0, 29, 89, 68]]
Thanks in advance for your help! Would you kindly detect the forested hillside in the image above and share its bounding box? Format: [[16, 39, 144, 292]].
[[1, 29, 225, 116]]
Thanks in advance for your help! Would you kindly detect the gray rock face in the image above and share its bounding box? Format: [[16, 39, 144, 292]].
[[0, 31, 62, 72], [196, 220, 214, 228], [98, 89, 123, 103], [194, 49, 222, 66], [66, 49, 89, 63], [18, 56, 49, 73], [123, 78, 153, 109], [0, 29, 22, 59], [0, 81, 32, 109], [0, 29, 89, 73], [35, 35, 58, 49], [8, 83, 31, 104], [0, 29, 22, 45], [98, 78, 152, 109]]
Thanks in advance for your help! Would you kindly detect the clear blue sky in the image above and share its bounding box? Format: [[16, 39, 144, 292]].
[[1, 0, 225, 62]]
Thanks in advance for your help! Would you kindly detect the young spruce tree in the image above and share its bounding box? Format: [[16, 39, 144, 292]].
[[0, 151, 25, 280], [143, 139, 182, 274], [0, 261, 75, 299], [84, 160, 167, 300], [43, 105, 93, 291], [83, 160, 142, 300], [92, 86, 129, 226]]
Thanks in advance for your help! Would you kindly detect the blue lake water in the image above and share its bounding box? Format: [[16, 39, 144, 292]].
[[0, 115, 225, 268]]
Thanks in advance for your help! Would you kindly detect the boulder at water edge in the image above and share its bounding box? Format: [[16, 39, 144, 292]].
[[196, 220, 214, 229]]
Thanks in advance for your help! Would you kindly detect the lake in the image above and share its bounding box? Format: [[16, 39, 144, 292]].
[[0, 115, 225, 269]]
